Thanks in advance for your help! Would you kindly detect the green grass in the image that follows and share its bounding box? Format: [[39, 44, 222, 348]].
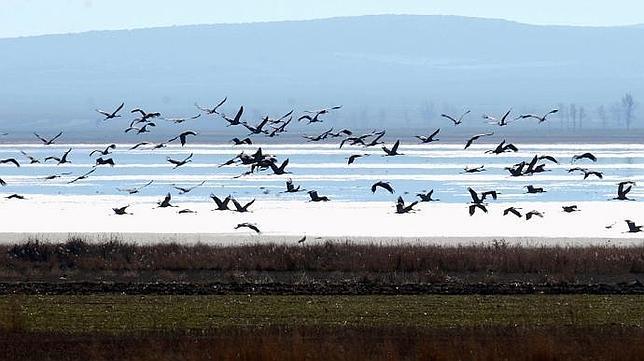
[[1, 294, 642, 334]]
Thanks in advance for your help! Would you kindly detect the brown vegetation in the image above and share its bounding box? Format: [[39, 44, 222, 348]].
[[1, 326, 643, 361], [1, 238, 643, 284]]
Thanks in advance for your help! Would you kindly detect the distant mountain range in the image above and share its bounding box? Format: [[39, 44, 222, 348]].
[[0, 15, 643, 135]]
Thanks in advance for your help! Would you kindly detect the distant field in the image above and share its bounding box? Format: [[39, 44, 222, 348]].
[[1, 294, 642, 333], [1, 294, 643, 361]]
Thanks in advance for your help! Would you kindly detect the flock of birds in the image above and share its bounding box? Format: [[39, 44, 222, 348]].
[[0, 99, 641, 235]]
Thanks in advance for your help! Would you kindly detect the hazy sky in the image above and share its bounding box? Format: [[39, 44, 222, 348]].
[[2, 0, 644, 38]]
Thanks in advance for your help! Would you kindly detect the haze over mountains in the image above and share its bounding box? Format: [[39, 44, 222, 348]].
[[0, 15, 642, 136]]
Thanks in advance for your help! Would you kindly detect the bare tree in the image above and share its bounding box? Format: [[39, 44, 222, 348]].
[[578, 106, 585, 130], [622, 93, 636, 130], [596, 105, 608, 129], [569, 104, 577, 130]]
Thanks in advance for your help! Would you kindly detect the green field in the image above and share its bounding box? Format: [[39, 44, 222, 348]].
[[1, 294, 642, 334]]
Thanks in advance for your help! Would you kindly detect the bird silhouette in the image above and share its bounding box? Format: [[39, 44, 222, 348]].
[[396, 196, 419, 214], [117, 180, 153, 194], [415, 128, 440, 143], [371, 181, 394, 194], [441, 110, 470, 125], [168, 130, 198, 146], [173, 180, 206, 194], [572, 152, 597, 162], [96, 102, 124, 120], [625, 220, 643, 233], [157, 193, 176, 208], [210, 194, 232, 211], [235, 222, 261, 233], [516, 109, 558, 123], [195, 97, 227, 115], [231, 198, 255, 212], [112, 205, 132, 215], [416, 190, 439, 202], [464, 132, 494, 150], [167, 153, 193, 168], [34, 131, 63, 145], [382, 140, 403, 156], [503, 207, 522, 217], [613, 181, 636, 200], [308, 190, 330, 202]]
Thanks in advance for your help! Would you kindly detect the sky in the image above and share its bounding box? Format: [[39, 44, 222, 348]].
[[1, 0, 644, 38]]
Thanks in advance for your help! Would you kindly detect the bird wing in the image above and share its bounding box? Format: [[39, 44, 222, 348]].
[[33, 133, 47, 143], [231, 198, 243, 211], [440, 114, 458, 124], [391, 140, 400, 153], [468, 188, 479, 203], [430, 128, 440, 138], [113, 102, 125, 115]]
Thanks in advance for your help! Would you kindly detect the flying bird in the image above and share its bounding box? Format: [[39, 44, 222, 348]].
[[95, 102, 124, 120], [485, 140, 518, 154], [231, 198, 256, 212], [483, 109, 512, 126], [516, 109, 558, 123], [168, 130, 198, 146], [112, 205, 132, 215], [441, 110, 470, 125], [89, 144, 116, 157], [95, 157, 115, 167], [568, 167, 603, 179], [178, 209, 197, 214], [464, 132, 494, 150], [130, 142, 151, 150], [562, 205, 579, 213], [131, 108, 161, 121], [0, 158, 20, 167], [222, 106, 244, 126], [613, 181, 636, 201], [525, 185, 545, 194], [347, 154, 368, 165], [396, 196, 419, 214], [43, 172, 72, 180], [308, 190, 330, 202], [371, 181, 394, 194], [525, 210, 544, 220], [44, 148, 72, 165], [415, 129, 440, 144], [157, 193, 176, 208], [268, 158, 290, 175], [173, 180, 206, 194], [68, 168, 96, 184], [5, 194, 25, 200], [117, 180, 153, 194], [231, 137, 252, 145], [503, 207, 522, 218], [235, 222, 261, 234], [34, 131, 63, 145], [164, 113, 201, 124], [572, 152, 597, 162], [125, 122, 156, 134], [464, 165, 486, 173], [167, 153, 193, 168], [210, 194, 231, 210], [416, 190, 439, 202], [195, 97, 227, 115], [20, 151, 40, 164], [625, 220, 643, 233], [382, 140, 402, 156]]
